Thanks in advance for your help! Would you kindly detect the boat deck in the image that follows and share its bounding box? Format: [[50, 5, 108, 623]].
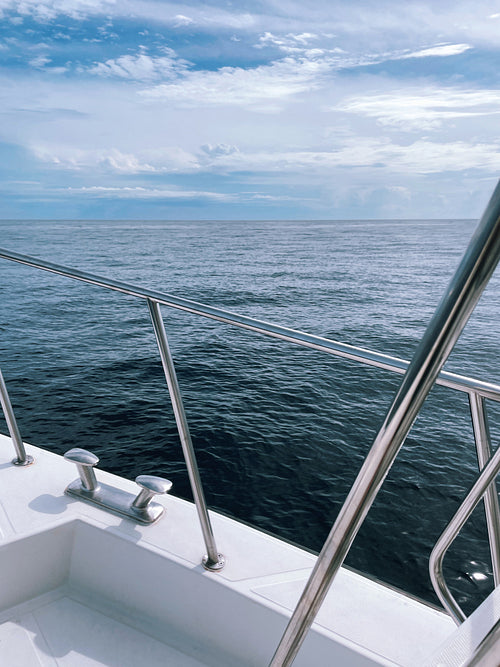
[[0, 434, 455, 666], [0, 591, 207, 667]]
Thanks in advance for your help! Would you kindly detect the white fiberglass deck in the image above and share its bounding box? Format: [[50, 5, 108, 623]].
[[0, 433, 457, 666]]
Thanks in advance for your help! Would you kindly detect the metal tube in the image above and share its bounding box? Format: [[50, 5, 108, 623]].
[[270, 181, 500, 666], [147, 299, 225, 571], [469, 392, 500, 586], [429, 440, 500, 624], [2, 247, 500, 402], [0, 369, 33, 466], [77, 463, 99, 492]]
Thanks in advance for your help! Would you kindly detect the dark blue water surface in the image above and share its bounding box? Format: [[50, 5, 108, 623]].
[[1, 218, 500, 614]]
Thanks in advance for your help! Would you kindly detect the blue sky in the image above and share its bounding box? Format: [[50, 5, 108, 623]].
[[1, 0, 500, 219]]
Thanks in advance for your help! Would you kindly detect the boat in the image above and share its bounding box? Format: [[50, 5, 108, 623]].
[[1, 182, 500, 666]]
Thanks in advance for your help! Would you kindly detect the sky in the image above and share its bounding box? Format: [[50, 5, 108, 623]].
[[1, 0, 500, 220]]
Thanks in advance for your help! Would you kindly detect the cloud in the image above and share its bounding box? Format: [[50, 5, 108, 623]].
[[390, 139, 500, 172], [2, 1, 499, 220], [332, 41, 474, 71], [257, 31, 324, 54], [201, 144, 239, 158], [0, 0, 115, 21], [2, 0, 500, 53], [65, 185, 304, 204], [85, 49, 190, 81], [253, 37, 473, 80], [68, 185, 235, 201], [32, 146, 200, 173], [255, 31, 351, 66], [140, 56, 331, 110], [173, 14, 194, 27], [198, 138, 500, 175], [28, 54, 51, 68], [401, 43, 472, 58], [335, 87, 500, 130], [1, 0, 256, 31], [164, 6, 255, 30], [31, 132, 500, 179]]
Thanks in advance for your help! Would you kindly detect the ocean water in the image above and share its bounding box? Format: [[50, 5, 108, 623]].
[[1, 217, 500, 614]]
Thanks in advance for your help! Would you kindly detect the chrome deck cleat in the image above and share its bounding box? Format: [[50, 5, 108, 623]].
[[64, 448, 171, 525]]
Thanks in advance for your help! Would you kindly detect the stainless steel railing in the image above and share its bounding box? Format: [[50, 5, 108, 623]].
[[269, 180, 500, 665], [468, 394, 500, 587], [3, 249, 500, 403], [146, 298, 224, 570], [0, 369, 33, 466], [2, 244, 500, 574], [430, 429, 500, 624], [0, 252, 226, 570], [1, 180, 500, 661]]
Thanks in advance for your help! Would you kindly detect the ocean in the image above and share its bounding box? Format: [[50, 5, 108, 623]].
[[1, 217, 500, 615]]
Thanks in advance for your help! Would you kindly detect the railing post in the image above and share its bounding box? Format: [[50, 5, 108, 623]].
[[469, 392, 500, 586], [147, 298, 225, 571], [0, 369, 33, 466], [269, 180, 500, 666]]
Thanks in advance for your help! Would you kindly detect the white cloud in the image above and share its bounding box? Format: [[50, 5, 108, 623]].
[[1, 0, 115, 21], [66, 185, 303, 203], [391, 139, 500, 172], [201, 143, 239, 158], [85, 49, 190, 81], [252, 37, 472, 80], [140, 56, 331, 110], [173, 14, 194, 27], [335, 88, 500, 130], [246, 193, 300, 201], [29, 54, 51, 68], [257, 31, 322, 53], [33, 132, 500, 179], [32, 145, 200, 173], [198, 138, 500, 175], [401, 43, 472, 58], [2, 1, 499, 219], [1, 0, 257, 30], [255, 31, 350, 64], [2, 0, 500, 53], [68, 185, 235, 201]]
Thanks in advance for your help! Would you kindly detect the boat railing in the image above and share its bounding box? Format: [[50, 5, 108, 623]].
[[430, 417, 500, 624], [0, 368, 33, 466], [269, 182, 500, 665], [1, 180, 500, 665], [2, 242, 500, 576]]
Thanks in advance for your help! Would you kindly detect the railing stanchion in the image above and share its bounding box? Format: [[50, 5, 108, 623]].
[[0, 369, 34, 466], [147, 298, 225, 571], [469, 391, 500, 586]]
